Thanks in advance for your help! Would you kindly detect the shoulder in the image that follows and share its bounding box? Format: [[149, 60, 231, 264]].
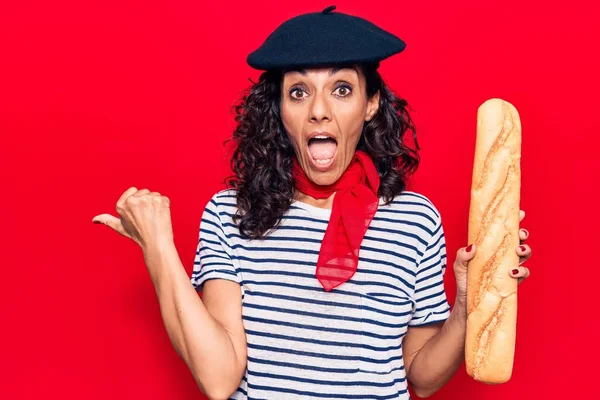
[[211, 188, 238, 205], [199, 189, 239, 227], [203, 188, 238, 210], [379, 190, 443, 231]]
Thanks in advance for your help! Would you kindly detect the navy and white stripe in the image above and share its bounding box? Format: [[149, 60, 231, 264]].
[[191, 189, 450, 399]]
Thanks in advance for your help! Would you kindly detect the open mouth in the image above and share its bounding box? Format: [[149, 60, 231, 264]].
[[307, 135, 338, 169]]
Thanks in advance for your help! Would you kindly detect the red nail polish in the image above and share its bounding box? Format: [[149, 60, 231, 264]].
[[512, 269, 519, 275], [93, 220, 101, 224], [466, 244, 473, 252], [519, 245, 526, 252]]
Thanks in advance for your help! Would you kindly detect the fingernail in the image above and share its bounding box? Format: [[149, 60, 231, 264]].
[[522, 229, 529, 237], [519, 245, 526, 252], [466, 244, 473, 252], [93, 220, 101, 224], [512, 269, 519, 275]]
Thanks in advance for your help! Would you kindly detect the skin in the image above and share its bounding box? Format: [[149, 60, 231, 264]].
[[280, 66, 379, 208], [91, 67, 533, 398], [92, 188, 247, 400]]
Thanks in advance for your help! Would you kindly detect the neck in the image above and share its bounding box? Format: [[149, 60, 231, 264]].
[[295, 190, 336, 209]]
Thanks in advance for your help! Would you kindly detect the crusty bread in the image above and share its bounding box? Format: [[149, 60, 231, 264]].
[[465, 98, 522, 384]]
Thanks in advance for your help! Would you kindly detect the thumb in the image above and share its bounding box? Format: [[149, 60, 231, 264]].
[[455, 244, 477, 269], [92, 214, 131, 239]]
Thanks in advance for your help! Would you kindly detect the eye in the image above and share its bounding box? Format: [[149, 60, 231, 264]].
[[289, 87, 307, 101], [333, 84, 353, 97]]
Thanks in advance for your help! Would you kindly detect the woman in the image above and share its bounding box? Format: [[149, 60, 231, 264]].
[[92, 6, 533, 400]]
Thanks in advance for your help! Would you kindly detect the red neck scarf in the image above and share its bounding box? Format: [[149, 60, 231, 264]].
[[292, 150, 380, 291]]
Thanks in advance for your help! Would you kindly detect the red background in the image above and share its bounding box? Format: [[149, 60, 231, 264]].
[[0, 0, 595, 398]]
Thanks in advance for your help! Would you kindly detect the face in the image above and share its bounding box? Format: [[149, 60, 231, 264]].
[[280, 66, 380, 186]]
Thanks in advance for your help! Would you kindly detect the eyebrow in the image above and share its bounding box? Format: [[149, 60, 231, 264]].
[[290, 66, 357, 76]]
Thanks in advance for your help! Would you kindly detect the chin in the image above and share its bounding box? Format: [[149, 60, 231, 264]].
[[302, 156, 345, 186], [296, 135, 356, 186], [307, 170, 342, 186]]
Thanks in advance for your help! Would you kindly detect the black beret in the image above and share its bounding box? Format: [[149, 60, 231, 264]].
[[247, 5, 406, 71]]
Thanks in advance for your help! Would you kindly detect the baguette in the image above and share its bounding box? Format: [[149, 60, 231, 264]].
[[465, 98, 522, 384]]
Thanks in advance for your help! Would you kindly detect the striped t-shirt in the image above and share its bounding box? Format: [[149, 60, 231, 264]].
[[190, 189, 451, 400]]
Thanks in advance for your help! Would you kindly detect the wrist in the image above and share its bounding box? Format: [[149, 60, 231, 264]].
[[142, 240, 178, 281], [453, 294, 468, 320], [142, 238, 176, 259]]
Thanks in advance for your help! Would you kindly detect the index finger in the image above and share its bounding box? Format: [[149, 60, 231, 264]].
[[117, 186, 138, 210]]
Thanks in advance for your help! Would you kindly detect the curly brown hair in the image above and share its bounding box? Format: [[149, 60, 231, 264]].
[[224, 64, 420, 240]]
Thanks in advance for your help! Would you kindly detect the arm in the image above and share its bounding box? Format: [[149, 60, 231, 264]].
[[403, 297, 466, 398], [402, 209, 462, 398], [401, 205, 532, 397], [144, 242, 246, 400]]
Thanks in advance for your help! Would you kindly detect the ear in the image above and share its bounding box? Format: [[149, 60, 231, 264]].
[[365, 91, 380, 122]]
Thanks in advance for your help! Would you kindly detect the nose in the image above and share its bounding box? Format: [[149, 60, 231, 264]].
[[309, 90, 331, 123]]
